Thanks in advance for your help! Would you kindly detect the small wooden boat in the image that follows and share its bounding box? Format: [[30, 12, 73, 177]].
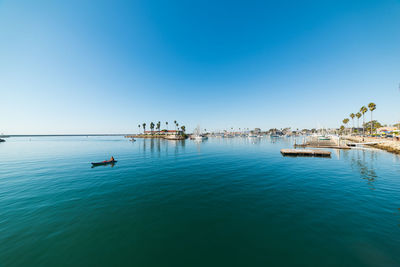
[[91, 160, 117, 166]]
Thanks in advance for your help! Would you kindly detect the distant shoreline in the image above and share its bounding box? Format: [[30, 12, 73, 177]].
[[4, 134, 130, 137]]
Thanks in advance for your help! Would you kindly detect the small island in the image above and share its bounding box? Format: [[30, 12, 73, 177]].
[[126, 121, 188, 140]]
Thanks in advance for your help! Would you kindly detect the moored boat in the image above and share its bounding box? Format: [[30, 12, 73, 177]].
[[191, 125, 208, 141], [193, 135, 207, 141]]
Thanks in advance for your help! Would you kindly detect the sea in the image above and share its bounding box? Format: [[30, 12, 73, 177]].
[[1, 136, 400, 266]]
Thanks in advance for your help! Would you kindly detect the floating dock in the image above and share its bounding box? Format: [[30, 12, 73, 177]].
[[281, 149, 331, 157]]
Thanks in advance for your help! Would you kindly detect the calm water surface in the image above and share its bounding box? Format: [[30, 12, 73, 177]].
[[1, 136, 400, 266]]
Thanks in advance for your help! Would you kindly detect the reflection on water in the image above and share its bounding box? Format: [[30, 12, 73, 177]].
[[91, 162, 116, 168], [344, 148, 378, 190], [138, 138, 186, 157], [397, 208, 400, 227], [248, 137, 261, 145], [333, 149, 341, 159], [193, 139, 207, 153]]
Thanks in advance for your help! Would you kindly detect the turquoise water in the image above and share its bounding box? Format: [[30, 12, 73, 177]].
[[1, 136, 400, 266]]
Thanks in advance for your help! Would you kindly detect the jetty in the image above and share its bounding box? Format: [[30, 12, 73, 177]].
[[342, 136, 400, 154], [281, 149, 331, 157]]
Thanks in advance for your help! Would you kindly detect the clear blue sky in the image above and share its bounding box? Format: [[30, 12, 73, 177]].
[[1, 0, 399, 134]]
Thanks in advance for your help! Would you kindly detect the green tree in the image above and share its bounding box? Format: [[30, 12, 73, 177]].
[[138, 124, 141, 134], [364, 120, 382, 134], [142, 123, 146, 133], [166, 121, 168, 131], [360, 106, 368, 136], [174, 120, 177, 131], [181, 126, 186, 133], [350, 113, 355, 133], [368, 102, 376, 134]]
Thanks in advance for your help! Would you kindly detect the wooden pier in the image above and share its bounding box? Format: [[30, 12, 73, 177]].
[[281, 149, 331, 157]]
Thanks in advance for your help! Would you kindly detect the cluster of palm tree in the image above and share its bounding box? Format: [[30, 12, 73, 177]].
[[341, 103, 376, 135], [137, 121, 186, 134]]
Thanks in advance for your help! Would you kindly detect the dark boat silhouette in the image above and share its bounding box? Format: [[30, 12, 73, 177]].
[[91, 160, 117, 166]]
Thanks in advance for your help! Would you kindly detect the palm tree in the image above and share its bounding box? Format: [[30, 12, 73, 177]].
[[360, 106, 368, 136], [349, 113, 355, 134], [157, 121, 161, 133], [142, 123, 146, 133], [166, 121, 168, 131], [174, 120, 177, 131], [150, 122, 155, 134], [343, 118, 349, 135], [368, 102, 376, 134], [176, 123, 179, 131], [355, 112, 361, 134], [181, 126, 186, 133], [340, 125, 345, 134], [138, 124, 141, 134]]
